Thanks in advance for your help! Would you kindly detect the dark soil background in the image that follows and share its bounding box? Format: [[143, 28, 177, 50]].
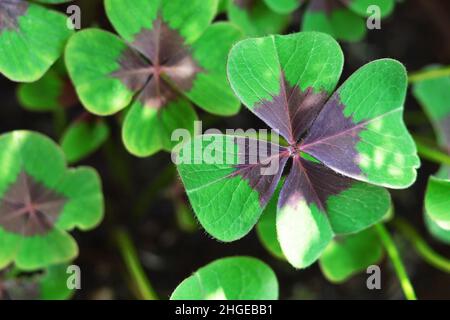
[[0, 0, 449, 299]]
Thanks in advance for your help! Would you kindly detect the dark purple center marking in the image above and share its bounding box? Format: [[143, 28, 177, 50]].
[[0, 171, 67, 236], [308, 0, 350, 16], [253, 73, 328, 144], [231, 136, 289, 206], [300, 93, 363, 176], [278, 157, 353, 212], [0, 277, 40, 300], [0, 0, 28, 32], [111, 17, 202, 109]]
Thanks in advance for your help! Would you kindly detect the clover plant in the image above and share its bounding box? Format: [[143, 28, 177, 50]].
[[171, 256, 279, 300], [65, 0, 242, 157], [413, 67, 450, 244], [256, 184, 390, 282], [0, 0, 74, 82], [177, 31, 420, 268], [17, 61, 110, 163], [227, 0, 290, 36], [0, 264, 73, 300], [0, 131, 104, 270], [265, 0, 395, 41]]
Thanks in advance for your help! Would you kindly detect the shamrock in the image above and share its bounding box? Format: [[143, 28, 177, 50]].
[[264, 0, 395, 41], [227, 0, 291, 36], [177, 32, 420, 268], [413, 67, 450, 244], [0, 0, 74, 82], [17, 61, 110, 163], [0, 131, 104, 270], [0, 264, 73, 300], [171, 256, 279, 300], [65, 0, 242, 157]]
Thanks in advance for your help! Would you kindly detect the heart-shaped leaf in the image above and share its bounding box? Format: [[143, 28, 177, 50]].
[[170, 256, 279, 300], [228, 0, 290, 36], [319, 227, 384, 283], [425, 176, 450, 231], [412, 67, 450, 243], [264, 0, 301, 14], [177, 134, 288, 241], [0, 0, 73, 82], [227, 32, 343, 145], [0, 263, 74, 300], [301, 59, 420, 189], [0, 131, 104, 270], [60, 117, 110, 164]]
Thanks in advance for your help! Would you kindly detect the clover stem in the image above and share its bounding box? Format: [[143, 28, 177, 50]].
[[408, 65, 450, 83], [414, 138, 450, 166], [374, 223, 417, 300], [392, 217, 450, 273], [114, 228, 158, 300], [52, 107, 66, 137]]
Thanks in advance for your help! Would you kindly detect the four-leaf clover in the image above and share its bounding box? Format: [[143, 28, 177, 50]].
[[0, 131, 104, 270], [65, 0, 242, 157], [177, 32, 420, 268]]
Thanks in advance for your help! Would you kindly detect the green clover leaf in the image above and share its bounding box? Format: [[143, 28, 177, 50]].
[[177, 32, 419, 268], [65, 0, 242, 157], [0, 0, 74, 82], [413, 67, 450, 243], [227, 0, 290, 37], [0, 131, 104, 270], [263, 0, 395, 41], [0, 263, 74, 300], [170, 256, 279, 300]]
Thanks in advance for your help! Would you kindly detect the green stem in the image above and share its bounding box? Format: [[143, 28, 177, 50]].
[[414, 138, 450, 166], [392, 218, 450, 273], [374, 224, 417, 300], [52, 107, 67, 138], [409, 66, 450, 83], [114, 228, 158, 300]]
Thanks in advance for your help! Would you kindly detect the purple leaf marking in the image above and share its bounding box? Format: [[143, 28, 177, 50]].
[[111, 17, 203, 108], [300, 93, 363, 176], [0, 0, 28, 32], [0, 171, 67, 236], [278, 156, 353, 212], [253, 73, 328, 144], [231, 136, 289, 206]]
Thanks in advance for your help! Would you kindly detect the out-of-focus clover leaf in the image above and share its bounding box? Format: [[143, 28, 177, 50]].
[[0, 0, 74, 82], [17, 62, 110, 163], [227, 0, 290, 36], [0, 264, 74, 300], [413, 66, 450, 243], [263, 0, 395, 42], [170, 256, 278, 300], [0, 131, 104, 270], [65, 0, 242, 157]]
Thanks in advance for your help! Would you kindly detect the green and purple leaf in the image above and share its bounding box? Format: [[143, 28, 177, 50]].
[[228, 0, 290, 37], [227, 32, 343, 145], [276, 157, 390, 268], [0, 0, 73, 82], [0, 131, 104, 270], [0, 263, 74, 300], [177, 134, 288, 241], [170, 256, 279, 300], [301, 59, 419, 189]]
